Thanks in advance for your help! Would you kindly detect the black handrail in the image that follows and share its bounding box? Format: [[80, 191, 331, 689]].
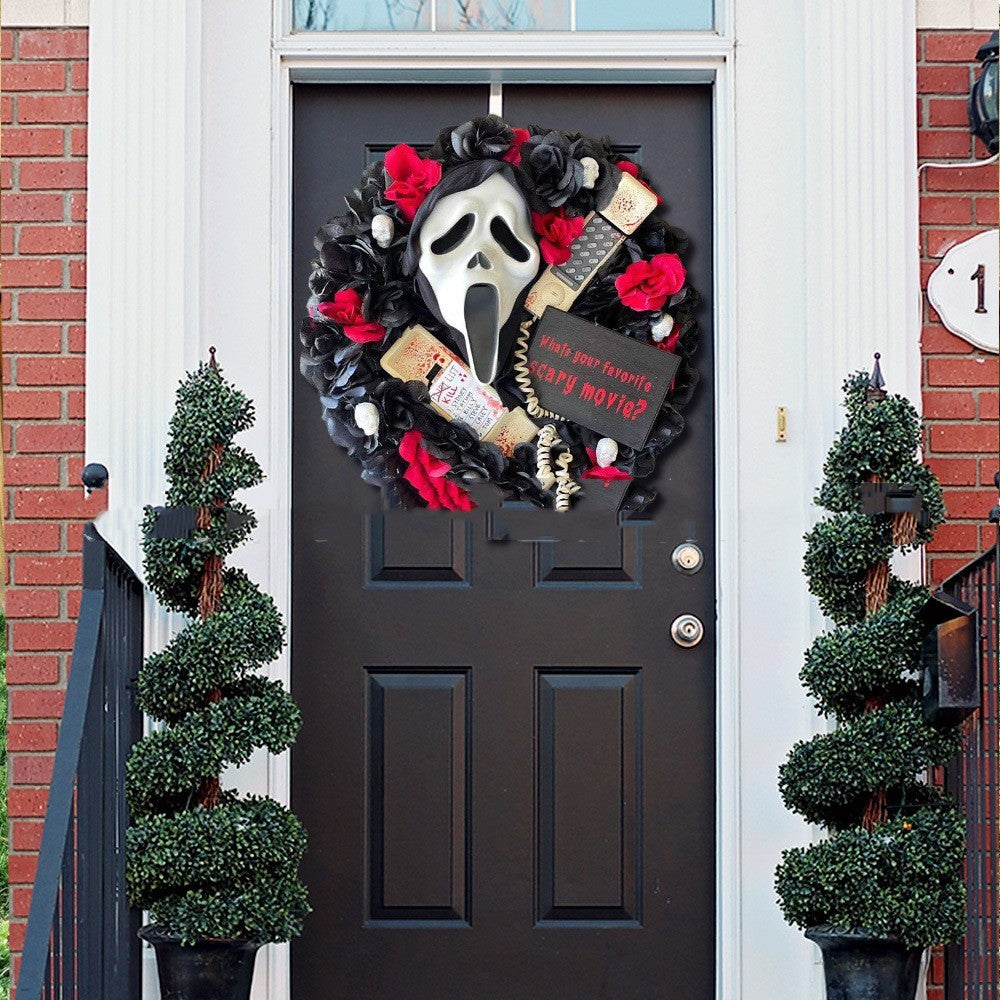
[[942, 527, 999, 1000], [18, 524, 143, 1000]]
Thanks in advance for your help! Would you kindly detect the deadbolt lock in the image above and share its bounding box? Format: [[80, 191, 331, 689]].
[[671, 614, 704, 648], [671, 542, 704, 574]]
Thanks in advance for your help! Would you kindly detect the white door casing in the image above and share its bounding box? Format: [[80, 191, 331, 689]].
[[86, 1, 922, 998]]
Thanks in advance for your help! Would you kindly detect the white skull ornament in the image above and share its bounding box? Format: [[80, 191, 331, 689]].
[[411, 166, 540, 385]]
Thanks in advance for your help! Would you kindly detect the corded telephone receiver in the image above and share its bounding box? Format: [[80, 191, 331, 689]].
[[525, 171, 659, 319]]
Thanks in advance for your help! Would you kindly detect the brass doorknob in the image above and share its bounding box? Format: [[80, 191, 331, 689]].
[[671, 614, 704, 648]]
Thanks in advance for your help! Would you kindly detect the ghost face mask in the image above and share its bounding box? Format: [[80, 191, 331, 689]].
[[409, 166, 540, 385]]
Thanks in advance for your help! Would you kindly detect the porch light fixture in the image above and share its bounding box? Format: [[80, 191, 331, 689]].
[[969, 31, 999, 155], [920, 591, 980, 726]]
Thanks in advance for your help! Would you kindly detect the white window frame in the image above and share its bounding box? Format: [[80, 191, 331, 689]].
[[86, 2, 922, 998]]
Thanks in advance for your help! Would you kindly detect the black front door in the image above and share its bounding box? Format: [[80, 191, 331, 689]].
[[291, 83, 715, 999]]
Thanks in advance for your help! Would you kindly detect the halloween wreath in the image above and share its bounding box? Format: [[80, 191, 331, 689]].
[[299, 115, 700, 514]]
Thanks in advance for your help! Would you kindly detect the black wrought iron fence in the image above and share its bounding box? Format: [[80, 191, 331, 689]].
[[942, 523, 999, 1000], [17, 524, 143, 1000]]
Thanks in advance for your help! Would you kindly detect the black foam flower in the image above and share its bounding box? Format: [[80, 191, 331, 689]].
[[438, 115, 516, 164], [312, 215, 382, 286], [365, 279, 415, 331], [522, 131, 585, 208]]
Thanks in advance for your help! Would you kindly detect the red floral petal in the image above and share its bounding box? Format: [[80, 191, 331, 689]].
[[503, 127, 531, 165], [342, 321, 386, 344], [398, 429, 476, 510], [540, 240, 571, 266], [399, 429, 422, 464], [422, 158, 443, 187], [384, 143, 423, 181], [334, 287, 363, 310]]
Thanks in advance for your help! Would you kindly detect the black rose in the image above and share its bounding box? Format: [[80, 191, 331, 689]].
[[564, 135, 616, 212], [365, 279, 415, 330], [345, 161, 394, 224], [522, 132, 585, 208], [438, 115, 516, 163], [632, 218, 689, 257], [312, 215, 381, 286]]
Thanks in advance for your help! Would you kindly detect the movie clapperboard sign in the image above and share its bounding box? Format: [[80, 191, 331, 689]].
[[526, 309, 681, 449]]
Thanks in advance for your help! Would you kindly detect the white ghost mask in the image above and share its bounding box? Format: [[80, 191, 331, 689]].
[[416, 171, 540, 385]]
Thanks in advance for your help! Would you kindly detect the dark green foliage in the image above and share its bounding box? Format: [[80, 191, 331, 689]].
[[126, 797, 307, 943], [127, 361, 309, 945], [776, 802, 966, 948], [141, 505, 256, 616], [814, 374, 944, 544], [162, 365, 261, 504], [779, 699, 962, 828], [137, 570, 284, 721], [803, 514, 894, 623], [775, 369, 965, 948], [144, 876, 311, 947], [126, 681, 301, 819], [800, 584, 929, 719]]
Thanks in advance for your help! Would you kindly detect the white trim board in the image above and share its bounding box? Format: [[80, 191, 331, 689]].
[[2, 0, 89, 26], [917, 0, 999, 29], [86, 2, 921, 998]]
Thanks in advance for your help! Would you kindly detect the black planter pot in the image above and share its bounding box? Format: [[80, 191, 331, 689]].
[[139, 926, 262, 1000], [806, 926, 924, 1000]]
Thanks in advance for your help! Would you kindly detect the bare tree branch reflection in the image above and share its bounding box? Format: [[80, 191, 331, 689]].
[[295, 0, 428, 30], [452, 0, 535, 29]]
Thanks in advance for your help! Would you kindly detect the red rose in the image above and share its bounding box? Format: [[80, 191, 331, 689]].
[[614, 254, 686, 312], [531, 208, 586, 266], [615, 159, 663, 205], [398, 430, 476, 511], [384, 144, 442, 223], [503, 127, 531, 166], [314, 288, 386, 344]]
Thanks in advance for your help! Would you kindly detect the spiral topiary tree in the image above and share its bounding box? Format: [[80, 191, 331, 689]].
[[775, 361, 966, 951], [125, 353, 309, 946]]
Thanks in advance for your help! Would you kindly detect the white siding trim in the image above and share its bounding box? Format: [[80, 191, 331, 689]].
[[917, 0, 998, 29], [86, 3, 202, 994], [2, 0, 88, 26]]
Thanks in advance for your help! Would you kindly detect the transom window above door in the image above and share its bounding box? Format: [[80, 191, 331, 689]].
[[293, 0, 714, 32]]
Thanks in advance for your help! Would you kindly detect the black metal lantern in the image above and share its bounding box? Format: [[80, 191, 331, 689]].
[[969, 31, 999, 155], [858, 482, 925, 518], [919, 591, 980, 725]]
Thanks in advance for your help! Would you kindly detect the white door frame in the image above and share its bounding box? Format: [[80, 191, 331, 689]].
[[86, 3, 921, 999]]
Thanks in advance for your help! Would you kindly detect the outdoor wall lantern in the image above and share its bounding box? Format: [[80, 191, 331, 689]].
[[919, 591, 980, 726], [858, 481, 928, 523], [969, 31, 999, 155]]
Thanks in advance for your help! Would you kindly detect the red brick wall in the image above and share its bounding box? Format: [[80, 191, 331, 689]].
[[918, 29, 1000, 590], [1, 26, 105, 974], [919, 30, 999, 1000]]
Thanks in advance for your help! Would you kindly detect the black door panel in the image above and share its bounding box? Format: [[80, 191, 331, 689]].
[[292, 83, 715, 999]]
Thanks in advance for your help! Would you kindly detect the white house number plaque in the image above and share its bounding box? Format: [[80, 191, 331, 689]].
[[927, 229, 999, 354]]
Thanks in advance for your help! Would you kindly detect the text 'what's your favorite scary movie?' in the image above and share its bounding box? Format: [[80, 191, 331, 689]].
[[299, 116, 700, 513]]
